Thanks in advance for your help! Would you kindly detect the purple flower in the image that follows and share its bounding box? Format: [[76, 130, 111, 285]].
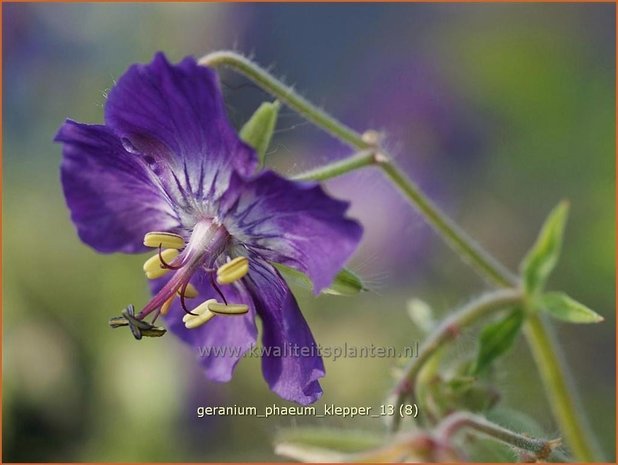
[[55, 52, 362, 404]]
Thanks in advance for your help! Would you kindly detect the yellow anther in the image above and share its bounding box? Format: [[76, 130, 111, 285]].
[[178, 283, 199, 299], [208, 302, 249, 315], [160, 295, 176, 316], [143, 249, 179, 274], [182, 299, 213, 322], [216, 256, 249, 284], [183, 299, 217, 329], [145, 269, 170, 280], [143, 232, 185, 249], [185, 313, 215, 329]]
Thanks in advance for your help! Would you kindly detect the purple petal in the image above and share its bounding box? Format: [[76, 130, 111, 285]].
[[245, 258, 325, 405], [56, 120, 179, 253], [219, 171, 363, 293], [161, 272, 257, 382], [104, 52, 257, 200]]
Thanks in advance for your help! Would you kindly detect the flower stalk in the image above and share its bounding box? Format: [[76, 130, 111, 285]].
[[524, 312, 603, 461], [378, 160, 518, 287], [200, 50, 602, 461], [291, 149, 378, 182]]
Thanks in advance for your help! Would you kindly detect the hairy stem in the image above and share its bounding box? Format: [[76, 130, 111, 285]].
[[524, 313, 603, 461], [379, 159, 518, 287], [199, 50, 602, 461], [291, 149, 378, 181], [390, 289, 522, 431], [435, 411, 562, 460]]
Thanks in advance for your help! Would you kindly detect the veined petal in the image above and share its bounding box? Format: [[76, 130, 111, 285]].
[[219, 171, 363, 293], [160, 272, 258, 382], [57, 120, 179, 253], [104, 52, 257, 202], [245, 258, 325, 405]]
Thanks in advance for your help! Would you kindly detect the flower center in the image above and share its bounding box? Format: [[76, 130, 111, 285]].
[[110, 219, 251, 339]]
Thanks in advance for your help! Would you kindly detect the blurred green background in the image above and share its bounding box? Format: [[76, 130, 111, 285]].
[[3, 3, 615, 462]]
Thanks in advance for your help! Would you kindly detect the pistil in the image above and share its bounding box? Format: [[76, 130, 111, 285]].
[[137, 220, 230, 320], [113, 220, 254, 338], [158, 283, 199, 316]]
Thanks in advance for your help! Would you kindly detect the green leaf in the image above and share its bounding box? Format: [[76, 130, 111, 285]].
[[472, 308, 524, 375], [540, 292, 604, 324], [239, 100, 280, 165], [520, 201, 569, 296], [274, 262, 367, 296]]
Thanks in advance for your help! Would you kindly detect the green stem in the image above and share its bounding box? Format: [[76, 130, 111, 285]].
[[435, 412, 562, 460], [524, 313, 602, 461], [199, 50, 602, 462], [292, 149, 377, 181], [379, 160, 518, 288], [390, 289, 522, 431]]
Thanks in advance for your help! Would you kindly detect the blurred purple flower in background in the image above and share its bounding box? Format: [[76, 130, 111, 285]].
[[55, 53, 362, 404]]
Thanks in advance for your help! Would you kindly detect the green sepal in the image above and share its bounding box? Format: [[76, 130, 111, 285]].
[[472, 308, 524, 375], [520, 201, 569, 296], [273, 262, 367, 296], [327, 267, 368, 296], [239, 100, 280, 165], [539, 292, 603, 324]]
